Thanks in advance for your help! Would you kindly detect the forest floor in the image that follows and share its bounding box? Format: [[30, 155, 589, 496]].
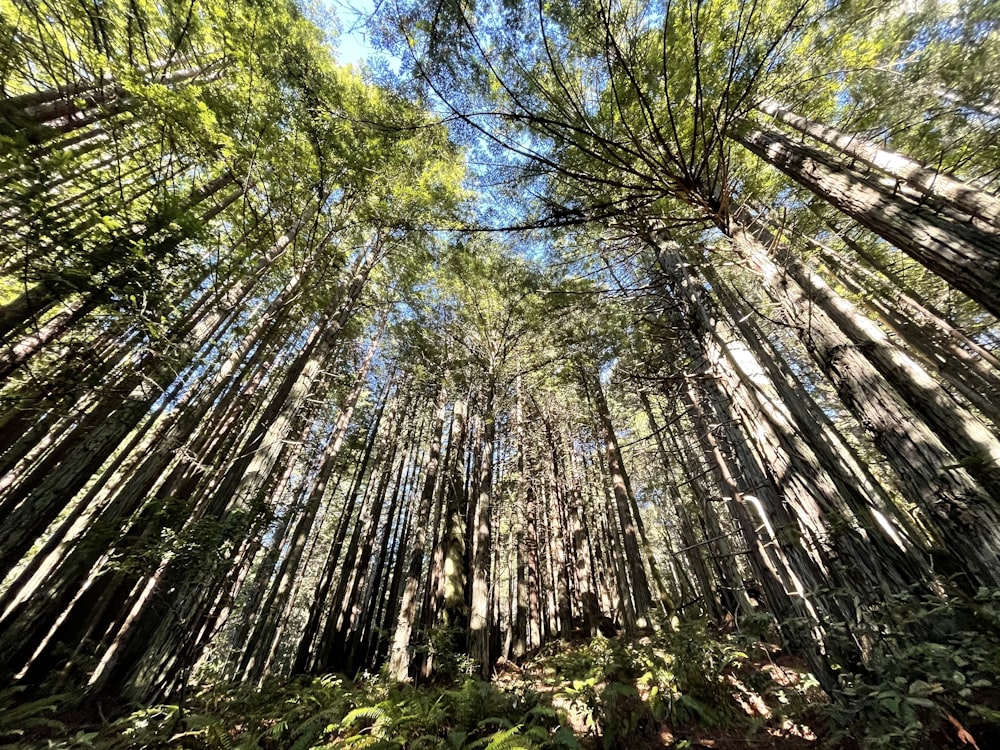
[[3, 621, 992, 749], [495, 638, 825, 750]]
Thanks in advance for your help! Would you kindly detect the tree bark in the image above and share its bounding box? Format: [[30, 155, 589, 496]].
[[727, 223, 1000, 587], [741, 218, 1000, 498], [757, 98, 1000, 230], [468, 384, 494, 677], [587, 371, 658, 629], [388, 378, 448, 680], [732, 123, 1000, 318]]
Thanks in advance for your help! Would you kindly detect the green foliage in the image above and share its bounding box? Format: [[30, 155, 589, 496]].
[[39, 674, 356, 749], [0, 686, 68, 744], [0, 626, 839, 749], [7, 669, 583, 750], [300, 675, 577, 750], [540, 622, 757, 747], [823, 587, 1000, 749]]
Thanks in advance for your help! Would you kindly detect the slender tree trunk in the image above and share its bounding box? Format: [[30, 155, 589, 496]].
[[757, 98, 1000, 229], [639, 391, 716, 617], [732, 124, 1000, 317], [569, 491, 599, 636], [727, 222, 1000, 587], [595, 442, 637, 634], [0, 294, 98, 379], [238, 330, 383, 681], [388, 378, 447, 680], [323, 386, 410, 672], [587, 371, 656, 629], [293, 387, 388, 674], [512, 377, 529, 658], [468, 385, 494, 676], [346, 416, 417, 671], [441, 399, 469, 633], [806, 236, 1000, 428]]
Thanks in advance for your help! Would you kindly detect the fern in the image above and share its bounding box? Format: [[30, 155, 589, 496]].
[[674, 693, 722, 727], [474, 716, 514, 731], [287, 707, 342, 750], [0, 687, 67, 739], [204, 722, 237, 750], [169, 721, 235, 750], [412, 733, 449, 749], [335, 733, 379, 749], [340, 704, 390, 730], [525, 705, 558, 721], [549, 726, 584, 749], [169, 710, 235, 748], [318, 674, 344, 690], [467, 723, 524, 750]]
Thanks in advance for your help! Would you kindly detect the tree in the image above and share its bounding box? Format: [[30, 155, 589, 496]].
[[2, 1, 1000, 736]]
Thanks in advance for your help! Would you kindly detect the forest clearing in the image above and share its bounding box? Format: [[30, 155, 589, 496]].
[[1, 0, 1000, 747]]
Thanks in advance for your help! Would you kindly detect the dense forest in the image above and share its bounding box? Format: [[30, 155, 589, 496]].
[[1, 0, 1000, 747]]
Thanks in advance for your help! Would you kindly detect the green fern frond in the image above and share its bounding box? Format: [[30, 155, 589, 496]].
[[467, 723, 524, 750], [523, 726, 550, 742], [336, 733, 380, 748], [318, 674, 344, 689], [203, 722, 236, 750], [549, 726, 584, 749], [0, 689, 67, 739], [341, 704, 390, 728], [474, 716, 514, 731], [413, 732, 448, 747], [525, 705, 557, 720], [288, 708, 341, 750], [170, 723, 236, 750]]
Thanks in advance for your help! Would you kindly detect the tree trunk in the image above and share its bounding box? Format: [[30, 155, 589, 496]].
[[468, 384, 494, 676], [638, 390, 718, 618], [732, 123, 1000, 318], [293, 387, 389, 674], [388, 378, 448, 681], [757, 98, 1000, 229], [587, 371, 657, 629], [727, 223, 1000, 587], [806, 236, 1000, 428], [237, 329, 384, 681], [441, 399, 469, 633]]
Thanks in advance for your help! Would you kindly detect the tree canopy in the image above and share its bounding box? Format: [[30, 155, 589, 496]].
[[1, 0, 1000, 747]]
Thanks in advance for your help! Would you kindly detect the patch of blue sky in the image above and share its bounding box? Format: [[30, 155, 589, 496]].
[[309, 0, 402, 73]]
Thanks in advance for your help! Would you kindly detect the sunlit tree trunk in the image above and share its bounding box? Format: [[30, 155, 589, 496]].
[[389, 377, 448, 681], [732, 124, 1000, 317], [756, 99, 1000, 230], [586, 370, 663, 629], [237, 329, 383, 682], [806, 237, 1000, 428], [727, 223, 1000, 587], [441, 399, 469, 633], [638, 390, 717, 618], [682, 376, 837, 692], [469, 383, 495, 677], [293, 386, 389, 675]]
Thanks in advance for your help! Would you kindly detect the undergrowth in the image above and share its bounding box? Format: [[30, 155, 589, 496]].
[[0, 671, 579, 750], [4, 599, 1000, 750], [2, 620, 806, 750], [526, 618, 820, 748], [822, 586, 1000, 749]]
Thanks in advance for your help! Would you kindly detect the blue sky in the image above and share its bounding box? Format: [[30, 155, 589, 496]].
[[322, 0, 387, 67]]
